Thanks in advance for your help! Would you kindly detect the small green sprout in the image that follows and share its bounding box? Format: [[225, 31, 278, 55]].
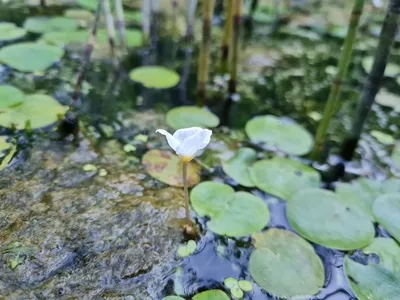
[[83, 164, 97, 172], [177, 240, 197, 257], [224, 277, 253, 299]]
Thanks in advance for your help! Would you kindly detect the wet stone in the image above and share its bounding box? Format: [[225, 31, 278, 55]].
[[0, 138, 184, 299]]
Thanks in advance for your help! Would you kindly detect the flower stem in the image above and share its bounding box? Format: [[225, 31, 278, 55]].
[[182, 161, 191, 226]]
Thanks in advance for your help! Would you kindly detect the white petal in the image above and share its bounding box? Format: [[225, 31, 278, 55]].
[[172, 127, 203, 143], [156, 129, 180, 151], [176, 129, 212, 158]]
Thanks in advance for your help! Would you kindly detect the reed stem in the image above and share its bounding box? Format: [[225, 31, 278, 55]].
[[228, 0, 242, 94], [341, 0, 400, 160], [186, 0, 198, 39], [73, 0, 102, 101], [197, 0, 215, 105], [220, 0, 233, 73], [142, 0, 151, 44], [103, 0, 117, 57], [310, 0, 365, 161], [182, 161, 191, 226], [115, 0, 126, 49]]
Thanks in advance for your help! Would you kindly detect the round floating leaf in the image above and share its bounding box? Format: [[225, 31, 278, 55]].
[[245, 115, 313, 155], [24, 16, 78, 33], [124, 29, 143, 47], [249, 229, 324, 298], [363, 237, 400, 273], [0, 94, 68, 129], [373, 194, 400, 243], [375, 90, 400, 112], [124, 11, 143, 24], [336, 182, 375, 221], [0, 136, 12, 152], [238, 280, 253, 292], [192, 290, 230, 300], [64, 9, 94, 25], [381, 178, 400, 194], [370, 130, 395, 145], [392, 142, 400, 169], [0, 85, 25, 111], [77, 0, 98, 11], [222, 148, 256, 187], [344, 256, 400, 300], [0, 22, 26, 42], [177, 240, 197, 257], [0, 42, 64, 72], [166, 106, 220, 130], [42, 30, 89, 47], [363, 57, 400, 77], [162, 297, 185, 300], [190, 181, 270, 237], [249, 157, 320, 201], [129, 66, 180, 89], [287, 188, 375, 250], [142, 149, 200, 187]]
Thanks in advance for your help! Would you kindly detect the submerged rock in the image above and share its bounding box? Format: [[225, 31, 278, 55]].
[[0, 138, 184, 299]]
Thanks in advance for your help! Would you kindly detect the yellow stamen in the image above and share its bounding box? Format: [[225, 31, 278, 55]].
[[181, 156, 193, 163]]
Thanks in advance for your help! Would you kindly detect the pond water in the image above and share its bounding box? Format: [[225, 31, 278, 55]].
[[1, 0, 400, 299]]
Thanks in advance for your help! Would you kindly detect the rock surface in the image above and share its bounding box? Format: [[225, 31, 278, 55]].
[[0, 137, 185, 299]]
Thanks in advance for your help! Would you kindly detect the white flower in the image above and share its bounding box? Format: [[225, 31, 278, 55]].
[[156, 127, 212, 162]]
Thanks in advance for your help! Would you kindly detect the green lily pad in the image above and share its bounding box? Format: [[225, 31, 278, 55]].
[[42, 29, 142, 48], [192, 290, 230, 300], [0, 22, 26, 42], [245, 115, 313, 155], [393, 142, 400, 169], [0, 94, 68, 129], [222, 148, 256, 187], [124, 11, 143, 24], [24, 16, 78, 33], [64, 9, 94, 25], [162, 297, 185, 300], [249, 157, 320, 201], [190, 181, 270, 237], [249, 229, 324, 298], [0, 42, 64, 72], [177, 240, 197, 257], [373, 193, 400, 243], [381, 178, 400, 194], [166, 106, 220, 130], [0, 136, 12, 152], [0, 85, 25, 111], [129, 66, 180, 89], [287, 188, 375, 250], [238, 280, 253, 292], [363, 237, 400, 273], [77, 0, 98, 11], [344, 256, 400, 300], [142, 149, 201, 187], [336, 181, 375, 221], [375, 90, 400, 112], [370, 130, 395, 145], [363, 57, 400, 77]]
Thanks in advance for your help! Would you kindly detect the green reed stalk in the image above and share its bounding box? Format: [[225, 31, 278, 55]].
[[197, 0, 215, 105], [310, 0, 365, 161], [103, 0, 116, 57], [115, 0, 126, 49], [182, 162, 191, 229], [341, 0, 400, 160], [142, 0, 151, 44], [73, 0, 102, 101], [220, 0, 234, 73], [228, 0, 242, 94], [186, 0, 198, 39]]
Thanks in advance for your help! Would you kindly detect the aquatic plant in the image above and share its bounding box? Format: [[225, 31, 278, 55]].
[[220, 0, 233, 73], [103, 0, 116, 57], [197, 0, 215, 105], [114, 0, 126, 49], [341, 0, 400, 160], [73, 0, 103, 101], [311, 0, 366, 161], [156, 127, 212, 234], [228, 0, 242, 94]]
